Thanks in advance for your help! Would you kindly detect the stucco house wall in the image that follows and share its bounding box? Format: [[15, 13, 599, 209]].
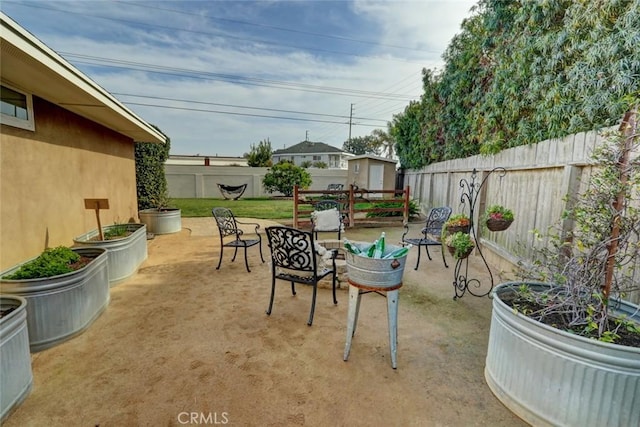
[[1, 97, 141, 270], [0, 12, 164, 271]]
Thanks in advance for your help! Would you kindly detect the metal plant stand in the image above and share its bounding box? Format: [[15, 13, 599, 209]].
[[452, 167, 506, 299]]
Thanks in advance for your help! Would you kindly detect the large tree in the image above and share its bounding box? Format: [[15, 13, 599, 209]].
[[244, 139, 273, 167], [342, 135, 382, 156]]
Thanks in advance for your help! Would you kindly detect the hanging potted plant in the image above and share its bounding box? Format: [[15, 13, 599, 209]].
[[135, 131, 181, 235], [444, 231, 475, 259], [0, 295, 32, 421], [0, 246, 109, 352], [485, 107, 640, 427], [443, 214, 471, 235], [484, 205, 514, 231]]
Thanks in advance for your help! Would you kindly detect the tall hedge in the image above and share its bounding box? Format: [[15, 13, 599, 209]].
[[393, 0, 640, 169], [135, 126, 170, 211]]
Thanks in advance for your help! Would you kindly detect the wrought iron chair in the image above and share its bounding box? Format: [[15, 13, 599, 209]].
[[265, 226, 338, 326], [212, 207, 264, 272], [401, 206, 452, 270], [310, 200, 345, 240]]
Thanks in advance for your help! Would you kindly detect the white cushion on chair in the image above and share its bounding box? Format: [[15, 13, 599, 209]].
[[311, 208, 343, 232]]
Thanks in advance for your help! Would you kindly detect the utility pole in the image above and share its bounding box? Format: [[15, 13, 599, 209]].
[[348, 103, 354, 142], [305, 130, 309, 141]]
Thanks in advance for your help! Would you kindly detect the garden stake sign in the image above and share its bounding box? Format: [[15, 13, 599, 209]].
[[84, 198, 109, 241]]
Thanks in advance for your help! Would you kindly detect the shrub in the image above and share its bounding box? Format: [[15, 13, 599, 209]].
[[3, 247, 81, 280], [365, 199, 419, 218], [135, 125, 171, 211], [263, 162, 312, 197]]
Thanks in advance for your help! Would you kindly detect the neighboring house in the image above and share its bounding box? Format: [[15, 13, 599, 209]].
[[166, 154, 248, 167], [0, 13, 165, 271], [271, 140, 353, 169]]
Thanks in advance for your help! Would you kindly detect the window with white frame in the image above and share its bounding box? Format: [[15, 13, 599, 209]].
[[1, 83, 35, 131], [313, 155, 321, 161]]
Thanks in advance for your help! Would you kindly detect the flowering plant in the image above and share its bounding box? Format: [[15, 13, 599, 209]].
[[444, 214, 470, 228], [485, 205, 514, 222]]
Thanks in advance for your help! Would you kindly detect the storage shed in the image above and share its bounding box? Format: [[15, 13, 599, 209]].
[[346, 155, 398, 198]]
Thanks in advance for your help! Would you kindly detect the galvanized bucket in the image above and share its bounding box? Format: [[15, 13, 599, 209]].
[[345, 242, 408, 288]]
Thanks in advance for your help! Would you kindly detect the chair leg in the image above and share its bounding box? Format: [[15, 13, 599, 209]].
[[307, 282, 318, 326], [266, 277, 276, 315], [414, 245, 421, 270], [258, 242, 265, 263], [290, 281, 296, 296], [231, 246, 239, 262], [425, 245, 433, 261], [216, 245, 224, 270], [440, 245, 449, 268], [331, 271, 338, 305], [243, 246, 251, 273]]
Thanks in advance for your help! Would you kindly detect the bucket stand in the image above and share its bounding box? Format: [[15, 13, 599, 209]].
[[343, 280, 402, 369]]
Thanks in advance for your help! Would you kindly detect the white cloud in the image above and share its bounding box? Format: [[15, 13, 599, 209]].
[[3, 0, 477, 156]]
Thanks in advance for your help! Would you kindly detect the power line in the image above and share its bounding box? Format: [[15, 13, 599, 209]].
[[122, 101, 384, 127], [64, 53, 419, 100], [112, 93, 388, 123], [7, 1, 429, 65], [116, 0, 440, 55]]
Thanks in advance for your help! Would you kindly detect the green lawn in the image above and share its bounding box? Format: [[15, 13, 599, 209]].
[[171, 198, 294, 219], [171, 198, 406, 220]]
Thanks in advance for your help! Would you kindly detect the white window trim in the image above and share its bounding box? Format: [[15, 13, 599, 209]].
[[1, 82, 35, 131]]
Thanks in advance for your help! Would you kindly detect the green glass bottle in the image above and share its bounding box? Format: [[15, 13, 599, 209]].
[[383, 245, 411, 259], [343, 240, 361, 254], [373, 232, 386, 258]]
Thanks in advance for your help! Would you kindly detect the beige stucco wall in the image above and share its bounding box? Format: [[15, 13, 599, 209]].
[[347, 157, 397, 197], [1, 96, 139, 271]]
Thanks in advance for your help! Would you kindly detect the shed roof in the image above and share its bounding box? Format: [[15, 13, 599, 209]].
[[272, 141, 346, 155], [0, 12, 165, 143], [347, 154, 398, 164]]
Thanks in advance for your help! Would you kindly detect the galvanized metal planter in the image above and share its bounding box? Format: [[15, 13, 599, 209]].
[[73, 223, 147, 285], [139, 208, 182, 235], [485, 282, 640, 427], [0, 248, 109, 353], [0, 295, 32, 422], [345, 242, 407, 287]]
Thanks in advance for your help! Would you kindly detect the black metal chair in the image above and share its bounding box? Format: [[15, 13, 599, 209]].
[[212, 207, 264, 272], [265, 226, 338, 326], [310, 200, 345, 240], [401, 206, 452, 270]]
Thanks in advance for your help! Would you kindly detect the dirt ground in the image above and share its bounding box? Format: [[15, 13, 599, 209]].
[[4, 218, 527, 427]]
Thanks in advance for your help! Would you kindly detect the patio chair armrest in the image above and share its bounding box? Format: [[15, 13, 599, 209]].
[[235, 220, 261, 235]]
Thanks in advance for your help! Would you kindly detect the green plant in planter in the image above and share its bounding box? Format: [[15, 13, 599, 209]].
[[485, 205, 514, 231], [2, 247, 81, 280], [514, 104, 640, 345], [445, 214, 470, 228], [485, 205, 514, 222], [102, 223, 131, 240], [445, 232, 475, 259]]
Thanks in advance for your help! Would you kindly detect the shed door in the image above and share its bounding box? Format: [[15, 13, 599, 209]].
[[369, 164, 384, 198]]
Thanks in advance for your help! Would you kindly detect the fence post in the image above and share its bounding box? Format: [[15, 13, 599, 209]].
[[294, 185, 299, 228], [348, 185, 355, 227], [403, 186, 410, 223]]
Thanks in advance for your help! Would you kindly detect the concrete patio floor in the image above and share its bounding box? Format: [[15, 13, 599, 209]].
[[4, 218, 527, 426]]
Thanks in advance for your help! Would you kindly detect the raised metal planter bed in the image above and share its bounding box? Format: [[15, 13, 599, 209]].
[[73, 223, 147, 285], [0, 295, 32, 422], [0, 247, 109, 352]]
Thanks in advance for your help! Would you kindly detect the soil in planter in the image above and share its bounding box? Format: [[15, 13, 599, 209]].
[[0, 307, 16, 318], [88, 231, 133, 241], [501, 293, 640, 348]]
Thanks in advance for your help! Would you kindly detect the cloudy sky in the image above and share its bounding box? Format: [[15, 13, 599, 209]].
[[2, 0, 477, 157]]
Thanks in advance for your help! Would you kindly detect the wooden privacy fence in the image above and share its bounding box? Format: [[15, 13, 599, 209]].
[[293, 185, 411, 229], [402, 127, 640, 303]]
